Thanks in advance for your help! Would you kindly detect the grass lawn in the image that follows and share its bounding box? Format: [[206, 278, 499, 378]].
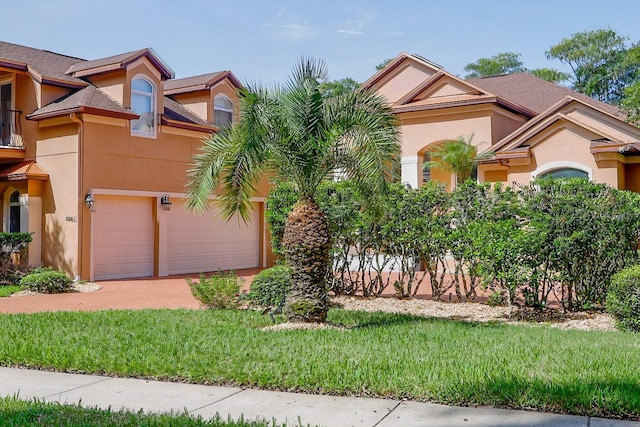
[[0, 285, 21, 297], [0, 308, 638, 420], [0, 396, 291, 426]]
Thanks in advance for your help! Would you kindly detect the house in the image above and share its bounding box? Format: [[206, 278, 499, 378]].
[[362, 53, 640, 191], [0, 40, 271, 281]]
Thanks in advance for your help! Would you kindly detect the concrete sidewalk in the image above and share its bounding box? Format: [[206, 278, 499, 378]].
[[1, 367, 637, 427]]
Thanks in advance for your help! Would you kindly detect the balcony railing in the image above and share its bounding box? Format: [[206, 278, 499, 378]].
[[0, 109, 23, 149]]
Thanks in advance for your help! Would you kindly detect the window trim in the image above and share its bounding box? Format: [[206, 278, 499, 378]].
[[130, 75, 157, 138], [213, 94, 233, 128], [532, 161, 592, 180]]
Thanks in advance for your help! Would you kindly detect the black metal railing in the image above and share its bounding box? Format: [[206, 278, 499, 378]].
[[0, 109, 23, 148]]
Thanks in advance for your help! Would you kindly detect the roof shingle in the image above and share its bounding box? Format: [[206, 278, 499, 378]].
[[467, 72, 625, 119], [0, 41, 86, 87]]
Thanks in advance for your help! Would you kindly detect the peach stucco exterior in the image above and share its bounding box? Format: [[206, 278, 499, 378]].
[[362, 53, 640, 192], [0, 41, 271, 281]]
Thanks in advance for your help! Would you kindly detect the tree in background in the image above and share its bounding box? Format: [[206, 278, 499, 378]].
[[318, 77, 360, 97], [621, 45, 640, 124], [546, 28, 639, 105], [464, 52, 570, 83], [376, 58, 393, 71], [187, 57, 400, 323], [463, 52, 525, 78], [528, 68, 571, 84]]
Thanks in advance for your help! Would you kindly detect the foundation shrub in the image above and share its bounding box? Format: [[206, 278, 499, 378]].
[[606, 265, 640, 332], [249, 265, 291, 308], [20, 267, 73, 294], [186, 271, 244, 309], [0, 232, 32, 285]]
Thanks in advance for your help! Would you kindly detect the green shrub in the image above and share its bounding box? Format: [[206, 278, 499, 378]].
[[20, 267, 73, 294], [606, 265, 640, 332], [186, 271, 244, 309], [249, 265, 291, 307]]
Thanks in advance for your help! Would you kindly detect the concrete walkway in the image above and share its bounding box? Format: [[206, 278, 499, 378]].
[[0, 367, 637, 427]]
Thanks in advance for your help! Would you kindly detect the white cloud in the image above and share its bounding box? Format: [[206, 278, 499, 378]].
[[337, 29, 366, 36]]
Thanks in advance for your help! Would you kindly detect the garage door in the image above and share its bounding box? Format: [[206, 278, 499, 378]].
[[167, 201, 260, 275], [92, 196, 154, 280]]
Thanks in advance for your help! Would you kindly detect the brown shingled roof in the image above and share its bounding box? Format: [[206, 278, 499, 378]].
[[0, 41, 87, 87], [163, 96, 210, 127], [66, 48, 174, 80], [164, 71, 241, 94], [467, 72, 625, 119], [27, 86, 136, 120]]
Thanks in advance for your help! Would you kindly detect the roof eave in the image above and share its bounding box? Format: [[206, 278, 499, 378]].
[[27, 106, 138, 121], [160, 117, 215, 133]]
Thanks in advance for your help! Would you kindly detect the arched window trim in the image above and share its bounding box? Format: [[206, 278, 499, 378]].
[[130, 75, 157, 138], [213, 94, 233, 128], [532, 161, 592, 180], [3, 188, 21, 233]]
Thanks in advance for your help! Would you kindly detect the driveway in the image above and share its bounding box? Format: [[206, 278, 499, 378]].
[[0, 268, 262, 314]]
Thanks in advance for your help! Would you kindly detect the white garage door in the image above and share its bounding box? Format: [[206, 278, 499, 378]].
[[167, 201, 260, 275], [92, 196, 154, 280]]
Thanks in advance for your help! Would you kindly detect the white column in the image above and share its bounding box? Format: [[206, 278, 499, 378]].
[[19, 194, 42, 266], [401, 155, 419, 189]]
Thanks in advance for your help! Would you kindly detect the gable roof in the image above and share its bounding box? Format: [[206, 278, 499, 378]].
[[361, 52, 443, 90], [66, 48, 174, 80], [483, 95, 640, 159], [0, 41, 87, 88], [164, 71, 241, 95], [27, 86, 137, 120], [467, 72, 625, 119]]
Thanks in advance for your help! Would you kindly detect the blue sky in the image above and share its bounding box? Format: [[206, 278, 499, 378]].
[[3, 0, 640, 84]]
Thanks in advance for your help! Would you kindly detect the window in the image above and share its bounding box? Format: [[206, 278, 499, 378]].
[[9, 191, 20, 233], [131, 77, 156, 137], [539, 168, 589, 179], [422, 152, 431, 183], [214, 95, 233, 129]]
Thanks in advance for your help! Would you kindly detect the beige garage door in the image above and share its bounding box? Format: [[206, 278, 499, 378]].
[[92, 196, 154, 280], [167, 201, 260, 275]]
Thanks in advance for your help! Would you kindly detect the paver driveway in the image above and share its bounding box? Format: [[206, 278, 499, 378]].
[[0, 268, 262, 314]]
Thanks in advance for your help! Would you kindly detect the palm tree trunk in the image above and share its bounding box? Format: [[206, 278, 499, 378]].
[[283, 198, 331, 322]]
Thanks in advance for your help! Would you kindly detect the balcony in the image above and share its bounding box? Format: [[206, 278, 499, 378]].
[[0, 109, 24, 160]]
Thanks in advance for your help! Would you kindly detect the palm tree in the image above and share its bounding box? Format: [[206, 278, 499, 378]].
[[425, 134, 491, 187], [187, 58, 400, 323]]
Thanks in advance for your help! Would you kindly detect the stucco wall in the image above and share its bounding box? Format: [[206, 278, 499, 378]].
[[35, 122, 80, 275], [506, 124, 620, 188]]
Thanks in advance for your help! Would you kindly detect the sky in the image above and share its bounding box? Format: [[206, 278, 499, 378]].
[[3, 0, 640, 85]]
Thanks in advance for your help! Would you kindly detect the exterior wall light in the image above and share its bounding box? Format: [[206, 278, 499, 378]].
[[160, 194, 172, 211], [84, 192, 95, 212]]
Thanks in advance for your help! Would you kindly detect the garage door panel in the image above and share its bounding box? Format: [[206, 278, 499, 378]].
[[92, 196, 154, 281], [167, 201, 260, 275]]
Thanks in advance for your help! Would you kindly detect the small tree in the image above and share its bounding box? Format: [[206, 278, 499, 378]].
[[425, 134, 492, 188]]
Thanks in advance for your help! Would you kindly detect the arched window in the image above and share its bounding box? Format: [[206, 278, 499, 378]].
[[9, 191, 20, 233], [540, 168, 589, 179], [131, 77, 156, 137], [214, 95, 233, 129]]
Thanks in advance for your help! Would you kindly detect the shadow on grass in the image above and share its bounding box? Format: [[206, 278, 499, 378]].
[[455, 376, 640, 420], [329, 308, 510, 330]]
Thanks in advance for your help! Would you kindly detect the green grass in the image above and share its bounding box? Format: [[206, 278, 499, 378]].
[[0, 308, 638, 420], [0, 396, 293, 426], [0, 285, 21, 297]]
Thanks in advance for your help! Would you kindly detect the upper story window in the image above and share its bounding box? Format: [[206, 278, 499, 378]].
[[131, 77, 156, 137], [214, 95, 233, 129]]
